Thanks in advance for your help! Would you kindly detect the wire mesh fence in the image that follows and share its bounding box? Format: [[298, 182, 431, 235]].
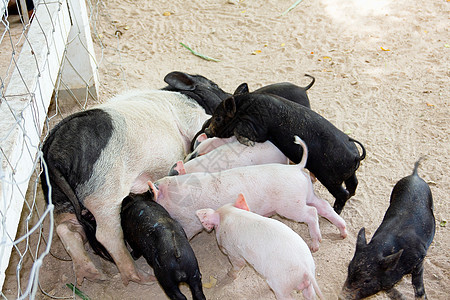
[[0, 0, 123, 298]]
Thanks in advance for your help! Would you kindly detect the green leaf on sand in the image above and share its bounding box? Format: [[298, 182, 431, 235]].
[[66, 283, 91, 300], [280, 0, 304, 16], [180, 43, 221, 62]]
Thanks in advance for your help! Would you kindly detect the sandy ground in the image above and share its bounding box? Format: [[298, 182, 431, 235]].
[[3, 0, 449, 299]]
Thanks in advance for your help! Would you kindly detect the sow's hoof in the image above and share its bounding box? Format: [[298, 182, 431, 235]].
[[75, 263, 107, 286], [121, 268, 155, 286]]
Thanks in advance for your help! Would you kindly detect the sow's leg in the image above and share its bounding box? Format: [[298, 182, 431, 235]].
[[85, 195, 152, 285], [55, 213, 106, 285]]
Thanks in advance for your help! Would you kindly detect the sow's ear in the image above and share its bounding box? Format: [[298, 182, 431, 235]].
[[380, 249, 404, 271], [234, 193, 250, 211], [164, 71, 195, 91], [356, 227, 367, 251], [196, 209, 220, 232], [223, 96, 236, 118], [233, 83, 249, 95]]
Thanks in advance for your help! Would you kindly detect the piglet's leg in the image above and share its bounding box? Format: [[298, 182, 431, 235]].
[[344, 174, 358, 198], [301, 284, 315, 300], [386, 288, 407, 300], [411, 262, 427, 299], [85, 199, 151, 286], [234, 123, 257, 147], [159, 281, 186, 300], [307, 193, 347, 238], [272, 290, 295, 300], [56, 213, 106, 285], [277, 206, 322, 252], [266, 278, 295, 300], [327, 184, 350, 215], [227, 254, 246, 279], [188, 276, 206, 300]]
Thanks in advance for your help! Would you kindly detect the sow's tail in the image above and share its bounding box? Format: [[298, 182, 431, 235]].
[[303, 74, 316, 91], [42, 162, 114, 262], [293, 135, 308, 169]]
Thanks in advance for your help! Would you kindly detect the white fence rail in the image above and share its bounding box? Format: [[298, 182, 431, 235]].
[[0, 0, 98, 297]]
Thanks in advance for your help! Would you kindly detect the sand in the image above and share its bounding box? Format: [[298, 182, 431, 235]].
[[3, 0, 449, 299]]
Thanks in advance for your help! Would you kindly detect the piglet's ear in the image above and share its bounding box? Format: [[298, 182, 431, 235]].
[[223, 96, 236, 118], [356, 227, 367, 251], [380, 249, 404, 271], [234, 193, 250, 211], [147, 181, 159, 200], [197, 133, 208, 143], [196, 209, 219, 232], [234, 83, 249, 95], [175, 160, 187, 175], [164, 71, 195, 91]]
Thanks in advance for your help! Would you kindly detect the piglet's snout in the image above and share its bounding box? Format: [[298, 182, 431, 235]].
[[168, 163, 179, 176], [338, 283, 356, 300]]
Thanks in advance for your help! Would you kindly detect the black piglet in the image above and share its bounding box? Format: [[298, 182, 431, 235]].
[[121, 191, 205, 300]]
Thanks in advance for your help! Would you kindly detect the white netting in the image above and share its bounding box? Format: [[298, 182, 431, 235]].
[[0, 1, 122, 298]]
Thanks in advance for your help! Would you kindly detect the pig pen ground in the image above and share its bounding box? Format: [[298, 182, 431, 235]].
[[2, 0, 449, 299]]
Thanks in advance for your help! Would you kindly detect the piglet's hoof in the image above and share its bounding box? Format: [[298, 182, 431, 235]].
[[236, 135, 255, 147], [309, 240, 320, 253], [386, 288, 407, 300], [340, 227, 348, 239]]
